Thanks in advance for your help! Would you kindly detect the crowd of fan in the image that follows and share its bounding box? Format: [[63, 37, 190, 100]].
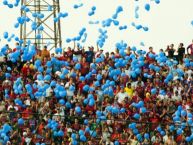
[[0, 41, 193, 145]]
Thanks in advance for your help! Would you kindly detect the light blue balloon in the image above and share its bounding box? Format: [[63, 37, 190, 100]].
[[144, 133, 149, 139], [75, 106, 81, 113], [133, 113, 140, 120], [191, 20, 193, 26], [80, 135, 86, 142], [18, 118, 24, 125], [59, 99, 65, 105]]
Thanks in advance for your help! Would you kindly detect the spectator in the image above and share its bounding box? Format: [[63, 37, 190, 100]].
[[177, 43, 185, 62], [187, 39, 193, 60], [0, 42, 192, 144], [41, 46, 50, 59], [165, 44, 176, 59]]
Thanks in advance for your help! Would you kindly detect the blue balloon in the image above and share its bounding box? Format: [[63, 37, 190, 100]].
[[155, 0, 160, 4], [133, 128, 139, 135], [136, 25, 143, 30], [72, 140, 78, 145], [83, 85, 90, 92], [14, 23, 20, 28], [3, 32, 9, 39], [145, 4, 150, 11], [186, 137, 191, 142], [169, 125, 175, 131], [116, 6, 123, 13], [136, 134, 142, 140], [133, 113, 140, 120], [88, 98, 95, 106], [181, 110, 187, 117], [144, 133, 149, 139], [18, 118, 24, 125], [59, 99, 65, 105], [80, 135, 86, 142], [143, 27, 149, 31], [141, 107, 147, 113], [90, 131, 97, 137], [177, 129, 183, 135], [92, 6, 96, 11], [59, 90, 67, 97], [57, 130, 64, 137], [157, 126, 162, 132], [151, 88, 157, 95], [3, 0, 8, 5], [71, 133, 76, 139], [36, 34, 41, 39], [120, 108, 126, 113], [73, 4, 79, 9], [84, 119, 88, 125], [114, 141, 119, 145], [75, 106, 81, 114], [160, 131, 165, 136]]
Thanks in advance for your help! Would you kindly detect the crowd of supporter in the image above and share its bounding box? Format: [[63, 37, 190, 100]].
[[0, 40, 193, 145]]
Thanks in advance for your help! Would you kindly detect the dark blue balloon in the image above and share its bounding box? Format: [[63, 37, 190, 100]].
[[145, 4, 150, 11]]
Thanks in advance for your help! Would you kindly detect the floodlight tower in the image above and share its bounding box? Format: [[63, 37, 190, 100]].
[[20, 0, 62, 50]]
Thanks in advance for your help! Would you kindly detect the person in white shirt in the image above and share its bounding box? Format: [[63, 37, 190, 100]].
[[115, 86, 128, 104], [171, 91, 182, 101]]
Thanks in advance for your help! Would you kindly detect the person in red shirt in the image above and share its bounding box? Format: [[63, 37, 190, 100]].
[[187, 39, 193, 60], [22, 106, 33, 119], [146, 47, 156, 64], [80, 57, 89, 76], [21, 62, 31, 77]]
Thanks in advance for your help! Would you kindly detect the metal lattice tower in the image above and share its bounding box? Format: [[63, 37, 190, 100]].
[[20, 0, 62, 50]]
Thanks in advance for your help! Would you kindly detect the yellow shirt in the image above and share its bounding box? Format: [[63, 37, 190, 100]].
[[125, 87, 134, 97]]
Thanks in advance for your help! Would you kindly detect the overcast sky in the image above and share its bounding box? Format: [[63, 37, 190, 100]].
[[0, 0, 193, 53]]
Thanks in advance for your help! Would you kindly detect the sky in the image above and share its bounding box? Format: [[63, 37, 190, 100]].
[[0, 0, 193, 53]]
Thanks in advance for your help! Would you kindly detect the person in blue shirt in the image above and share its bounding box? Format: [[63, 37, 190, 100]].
[[85, 46, 95, 63]]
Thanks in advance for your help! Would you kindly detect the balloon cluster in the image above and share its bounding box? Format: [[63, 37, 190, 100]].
[[66, 27, 86, 43], [15, 16, 30, 29], [135, 6, 139, 19], [131, 22, 149, 32], [32, 12, 45, 19], [88, 6, 96, 16], [119, 25, 127, 30], [54, 12, 68, 23], [73, 3, 83, 9], [97, 28, 108, 48], [3, 0, 20, 8], [55, 47, 63, 54], [101, 18, 117, 27], [112, 6, 123, 19], [0, 124, 12, 144], [21, 5, 30, 13], [13, 77, 24, 95], [81, 33, 87, 43], [46, 119, 64, 137], [89, 20, 100, 25]]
